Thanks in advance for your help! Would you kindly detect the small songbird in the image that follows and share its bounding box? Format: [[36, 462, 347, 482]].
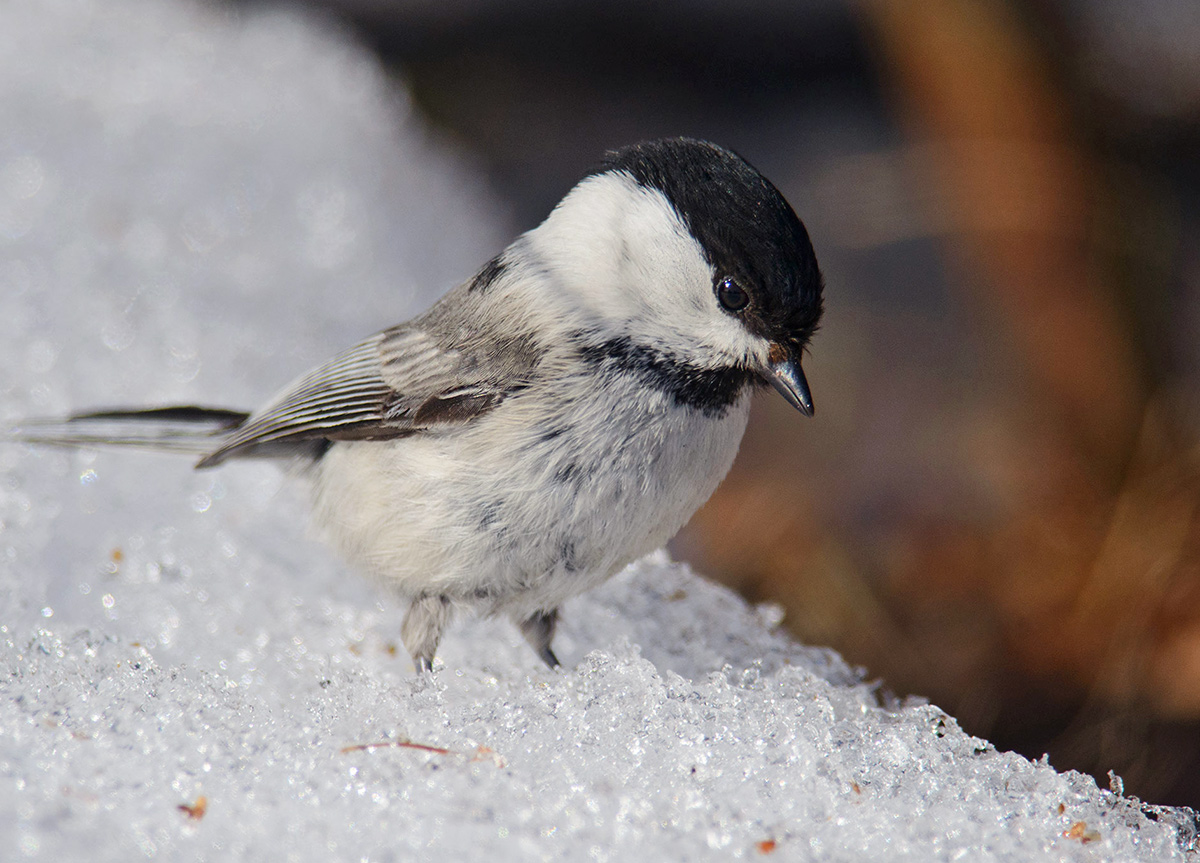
[[12, 138, 824, 671]]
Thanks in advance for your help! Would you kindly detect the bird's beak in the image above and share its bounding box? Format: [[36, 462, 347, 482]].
[[763, 344, 814, 417]]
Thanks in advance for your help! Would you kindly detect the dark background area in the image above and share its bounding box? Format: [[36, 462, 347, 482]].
[[243, 0, 1200, 808]]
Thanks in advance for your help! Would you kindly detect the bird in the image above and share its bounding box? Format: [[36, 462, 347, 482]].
[[10, 137, 824, 672]]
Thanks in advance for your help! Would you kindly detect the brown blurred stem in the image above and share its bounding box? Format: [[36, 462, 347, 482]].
[[860, 0, 1146, 481]]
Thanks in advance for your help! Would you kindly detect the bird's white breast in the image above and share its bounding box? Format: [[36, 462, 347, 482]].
[[308, 370, 751, 618]]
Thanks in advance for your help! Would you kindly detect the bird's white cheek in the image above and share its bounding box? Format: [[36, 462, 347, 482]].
[[523, 174, 717, 342], [604, 186, 764, 365]]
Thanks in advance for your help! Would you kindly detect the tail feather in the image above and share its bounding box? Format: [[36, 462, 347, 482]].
[[8, 406, 251, 459]]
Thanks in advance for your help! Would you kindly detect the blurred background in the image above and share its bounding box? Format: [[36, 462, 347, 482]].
[[242, 0, 1195, 807]]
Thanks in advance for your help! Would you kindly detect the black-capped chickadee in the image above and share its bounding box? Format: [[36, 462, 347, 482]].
[[12, 138, 824, 671]]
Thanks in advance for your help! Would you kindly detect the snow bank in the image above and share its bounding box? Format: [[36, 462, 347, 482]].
[[1, 0, 1196, 860]]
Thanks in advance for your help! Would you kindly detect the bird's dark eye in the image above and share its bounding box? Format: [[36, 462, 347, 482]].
[[716, 277, 749, 312]]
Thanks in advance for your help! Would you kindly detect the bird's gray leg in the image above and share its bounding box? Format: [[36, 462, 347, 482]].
[[517, 609, 561, 669], [401, 595, 454, 673]]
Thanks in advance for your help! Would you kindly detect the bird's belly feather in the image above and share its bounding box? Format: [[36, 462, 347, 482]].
[[309, 378, 751, 616]]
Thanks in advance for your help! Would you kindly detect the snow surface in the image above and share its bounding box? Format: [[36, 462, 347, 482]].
[[1, 0, 1197, 860]]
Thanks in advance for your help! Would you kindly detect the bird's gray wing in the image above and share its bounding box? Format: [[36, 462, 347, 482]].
[[197, 323, 531, 468]]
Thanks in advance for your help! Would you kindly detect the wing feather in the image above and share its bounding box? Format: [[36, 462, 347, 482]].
[[197, 322, 530, 468]]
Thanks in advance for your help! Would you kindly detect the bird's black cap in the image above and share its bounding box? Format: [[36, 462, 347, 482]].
[[594, 138, 824, 351]]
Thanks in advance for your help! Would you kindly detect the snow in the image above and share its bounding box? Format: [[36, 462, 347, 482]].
[[1, 0, 1197, 860]]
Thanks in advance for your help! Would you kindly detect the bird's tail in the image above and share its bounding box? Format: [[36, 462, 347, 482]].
[[7, 406, 251, 460]]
